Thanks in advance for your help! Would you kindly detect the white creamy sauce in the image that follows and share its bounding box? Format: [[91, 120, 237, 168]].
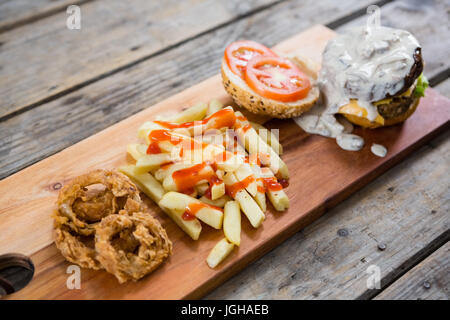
[[294, 26, 420, 153], [371, 144, 387, 157], [336, 134, 365, 151]]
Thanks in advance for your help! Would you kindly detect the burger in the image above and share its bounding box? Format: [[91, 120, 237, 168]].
[[320, 26, 428, 128]]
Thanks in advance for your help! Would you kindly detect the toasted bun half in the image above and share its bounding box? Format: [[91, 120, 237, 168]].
[[221, 55, 320, 119], [342, 96, 420, 128]]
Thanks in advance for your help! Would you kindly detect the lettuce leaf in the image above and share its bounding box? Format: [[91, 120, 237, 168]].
[[414, 73, 429, 97]]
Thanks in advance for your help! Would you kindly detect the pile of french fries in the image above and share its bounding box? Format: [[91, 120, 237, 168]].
[[120, 100, 289, 268]]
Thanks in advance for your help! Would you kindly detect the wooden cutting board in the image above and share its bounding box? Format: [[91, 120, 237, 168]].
[[2, 25, 449, 299]]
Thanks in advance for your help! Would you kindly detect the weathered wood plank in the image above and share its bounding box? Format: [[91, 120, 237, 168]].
[[204, 1, 450, 299], [205, 128, 450, 300], [375, 242, 449, 300], [0, 0, 448, 300], [0, 0, 279, 119], [0, 0, 381, 179], [0, 0, 91, 33], [206, 78, 449, 300], [435, 76, 450, 98], [3, 33, 450, 300], [0, 25, 334, 260]]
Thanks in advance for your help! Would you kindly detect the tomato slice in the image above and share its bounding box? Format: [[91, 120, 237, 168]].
[[224, 40, 276, 78], [244, 56, 311, 102]]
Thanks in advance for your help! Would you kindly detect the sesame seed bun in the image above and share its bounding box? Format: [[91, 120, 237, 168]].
[[221, 55, 320, 119]]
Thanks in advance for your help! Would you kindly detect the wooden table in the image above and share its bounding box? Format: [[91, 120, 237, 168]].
[[0, 0, 448, 300]]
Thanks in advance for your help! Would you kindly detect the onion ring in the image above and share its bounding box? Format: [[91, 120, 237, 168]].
[[53, 169, 141, 236], [54, 225, 103, 270], [95, 212, 172, 283]]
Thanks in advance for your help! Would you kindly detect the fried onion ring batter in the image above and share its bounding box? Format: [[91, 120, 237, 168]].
[[53, 169, 171, 281], [54, 225, 103, 270], [95, 212, 172, 283], [54, 169, 141, 236]]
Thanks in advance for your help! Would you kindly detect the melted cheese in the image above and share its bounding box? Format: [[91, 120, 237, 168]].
[[337, 85, 414, 126], [373, 86, 413, 105], [338, 100, 385, 126]]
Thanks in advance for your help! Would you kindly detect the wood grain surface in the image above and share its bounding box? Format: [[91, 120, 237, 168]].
[[1, 0, 449, 300], [0, 0, 278, 119], [375, 242, 449, 300], [0, 0, 379, 180], [0, 24, 332, 258], [207, 128, 450, 299], [2, 24, 450, 299], [206, 0, 450, 299], [0, 0, 90, 32]]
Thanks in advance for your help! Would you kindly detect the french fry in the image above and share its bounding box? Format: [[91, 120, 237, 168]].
[[200, 130, 224, 146], [260, 167, 289, 211], [152, 106, 234, 139], [126, 104, 290, 248], [234, 163, 257, 196], [199, 195, 231, 207], [120, 165, 202, 240], [138, 120, 196, 144], [223, 172, 265, 228], [250, 164, 266, 212], [206, 99, 223, 117], [162, 206, 202, 241], [216, 169, 225, 180], [224, 129, 247, 155], [162, 164, 215, 192], [235, 112, 289, 179], [250, 121, 283, 155], [135, 153, 177, 173], [206, 238, 234, 268], [223, 201, 241, 246], [187, 188, 198, 198], [202, 143, 244, 172], [196, 183, 209, 196], [137, 121, 163, 143], [159, 192, 223, 229], [119, 165, 165, 203], [167, 102, 208, 123], [142, 128, 242, 172], [210, 181, 225, 200], [154, 163, 192, 181], [172, 127, 192, 137], [254, 179, 267, 212], [127, 143, 147, 161]]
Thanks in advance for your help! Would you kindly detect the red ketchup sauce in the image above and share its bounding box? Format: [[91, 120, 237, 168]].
[[262, 177, 283, 192], [225, 175, 255, 198], [154, 108, 237, 130], [278, 178, 289, 188], [204, 175, 222, 199], [172, 163, 223, 196], [146, 129, 182, 155], [182, 202, 223, 221]]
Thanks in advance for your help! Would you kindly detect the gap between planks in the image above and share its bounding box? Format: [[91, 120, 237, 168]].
[[1, 0, 449, 299], [0, 23, 446, 298], [0, 0, 94, 34], [0, 0, 402, 181], [0, 0, 285, 122], [363, 229, 450, 299], [0, 0, 391, 123], [373, 241, 450, 300]]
